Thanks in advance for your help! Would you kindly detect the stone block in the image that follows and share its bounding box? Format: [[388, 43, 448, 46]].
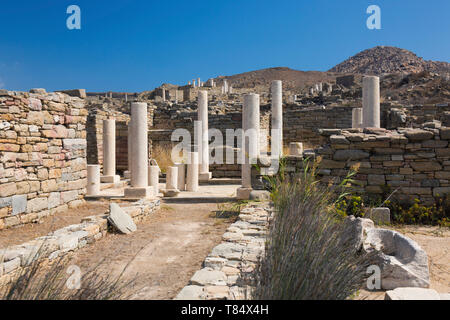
[[385, 288, 441, 300], [26, 197, 48, 213], [11, 195, 27, 215], [366, 207, 390, 225]]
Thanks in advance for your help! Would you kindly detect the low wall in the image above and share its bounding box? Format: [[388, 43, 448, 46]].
[[0, 91, 87, 229], [0, 198, 160, 287], [285, 125, 450, 205]]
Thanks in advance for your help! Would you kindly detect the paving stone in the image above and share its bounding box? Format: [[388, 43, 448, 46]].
[[190, 268, 227, 286]]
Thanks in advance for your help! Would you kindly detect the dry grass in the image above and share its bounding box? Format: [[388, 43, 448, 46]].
[[151, 144, 174, 173]]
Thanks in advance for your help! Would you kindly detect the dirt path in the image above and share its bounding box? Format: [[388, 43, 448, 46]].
[[68, 201, 236, 300]]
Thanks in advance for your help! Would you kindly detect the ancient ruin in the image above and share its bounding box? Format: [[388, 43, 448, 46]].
[[0, 44, 449, 302]]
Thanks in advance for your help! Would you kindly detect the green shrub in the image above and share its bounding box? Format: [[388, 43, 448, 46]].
[[253, 163, 375, 300]]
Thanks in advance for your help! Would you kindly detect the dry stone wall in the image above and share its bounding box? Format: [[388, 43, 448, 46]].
[[0, 198, 160, 287], [0, 90, 87, 229], [285, 125, 450, 205]]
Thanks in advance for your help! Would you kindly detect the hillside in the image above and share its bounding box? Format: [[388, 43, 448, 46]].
[[215, 67, 335, 91], [329, 46, 450, 75]]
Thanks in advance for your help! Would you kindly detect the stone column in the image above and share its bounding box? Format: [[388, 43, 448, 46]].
[[198, 91, 212, 181], [186, 151, 199, 192], [166, 167, 178, 190], [148, 165, 160, 195], [124, 122, 132, 179], [162, 88, 166, 101], [124, 102, 153, 198], [289, 142, 303, 156], [237, 93, 260, 200], [87, 165, 100, 196], [192, 79, 196, 87], [101, 119, 120, 184], [352, 108, 363, 129], [197, 78, 201, 87], [175, 163, 186, 191], [362, 76, 380, 128], [271, 80, 283, 158]]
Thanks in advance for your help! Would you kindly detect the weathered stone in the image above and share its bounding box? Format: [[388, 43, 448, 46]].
[[368, 174, 385, 185], [107, 203, 137, 234], [385, 288, 441, 300], [333, 149, 370, 161], [363, 228, 430, 290], [11, 195, 27, 215], [0, 183, 17, 197], [190, 268, 227, 286], [330, 135, 350, 144], [366, 207, 390, 225], [26, 197, 48, 213], [405, 129, 434, 141], [174, 285, 206, 300], [340, 215, 374, 251], [410, 161, 442, 171]]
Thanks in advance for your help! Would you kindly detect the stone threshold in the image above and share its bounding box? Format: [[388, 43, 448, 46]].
[[0, 198, 160, 287], [175, 202, 271, 300]]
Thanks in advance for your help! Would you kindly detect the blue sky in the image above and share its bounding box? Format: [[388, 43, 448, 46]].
[[0, 0, 449, 92]]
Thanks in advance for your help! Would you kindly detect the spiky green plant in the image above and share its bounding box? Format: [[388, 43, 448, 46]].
[[252, 163, 375, 300]]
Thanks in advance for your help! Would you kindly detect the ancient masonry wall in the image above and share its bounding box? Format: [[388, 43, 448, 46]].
[[0, 199, 160, 286], [285, 126, 450, 205], [282, 106, 353, 146], [0, 91, 87, 230]]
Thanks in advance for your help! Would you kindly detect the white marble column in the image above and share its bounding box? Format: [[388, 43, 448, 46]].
[[87, 165, 100, 196], [148, 165, 160, 195], [186, 151, 199, 192], [198, 91, 212, 181], [175, 163, 186, 191], [166, 167, 178, 190], [362, 76, 380, 128], [352, 108, 363, 129], [101, 119, 120, 184], [271, 80, 283, 158], [124, 102, 152, 198], [237, 93, 260, 200]]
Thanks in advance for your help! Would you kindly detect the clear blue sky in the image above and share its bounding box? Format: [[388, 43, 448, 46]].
[[0, 0, 449, 92]]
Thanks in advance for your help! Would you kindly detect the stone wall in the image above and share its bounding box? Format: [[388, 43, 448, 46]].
[[285, 125, 450, 205], [283, 105, 354, 146], [0, 91, 87, 229], [0, 198, 160, 287]]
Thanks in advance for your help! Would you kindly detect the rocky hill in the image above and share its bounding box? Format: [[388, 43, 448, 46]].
[[215, 67, 335, 91], [329, 46, 450, 76]]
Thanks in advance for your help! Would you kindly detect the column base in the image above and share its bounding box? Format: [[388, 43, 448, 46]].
[[161, 188, 180, 198], [199, 172, 212, 182], [101, 175, 121, 184], [236, 187, 253, 200], [124, 187, 154, 199]]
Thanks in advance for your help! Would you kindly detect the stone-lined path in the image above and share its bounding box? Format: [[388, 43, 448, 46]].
[[67, 201, 236, 299]]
